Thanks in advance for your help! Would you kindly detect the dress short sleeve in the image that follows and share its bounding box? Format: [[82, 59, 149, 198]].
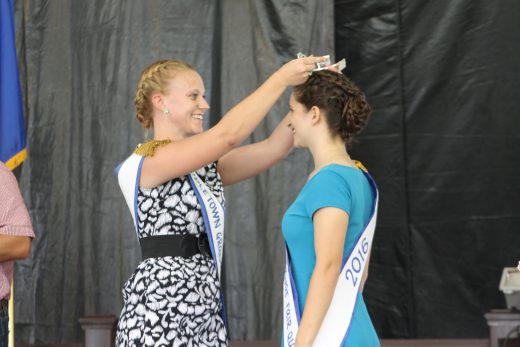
[[304, 168, 352, 218]]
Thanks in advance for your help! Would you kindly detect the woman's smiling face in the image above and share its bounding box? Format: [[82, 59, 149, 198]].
[[163, 70, 209, 138]]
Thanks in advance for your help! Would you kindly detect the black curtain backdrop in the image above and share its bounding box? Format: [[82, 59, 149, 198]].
[[11, 0, 520, 343], [336, 0, 520, 338]]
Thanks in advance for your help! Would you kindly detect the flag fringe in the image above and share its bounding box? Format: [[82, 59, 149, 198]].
[[5, 148, 27, 170]]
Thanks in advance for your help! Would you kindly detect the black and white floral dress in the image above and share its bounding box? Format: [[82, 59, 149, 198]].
[[116, 163, 227, 347]]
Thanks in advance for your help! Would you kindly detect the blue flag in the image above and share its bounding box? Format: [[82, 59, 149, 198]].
[[0, 0, 27, 170]]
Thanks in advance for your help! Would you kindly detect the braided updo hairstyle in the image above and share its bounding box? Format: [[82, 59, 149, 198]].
[[293, 70, 371, 148], [134, 59, 195, 129]]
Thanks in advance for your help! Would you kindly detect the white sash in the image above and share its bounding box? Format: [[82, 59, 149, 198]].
[[187, 172, 225, 280], [283, 170, 379, 347], [116, 153, 145, 236], [283, 247, 301, 347], [188, 171, 227, 327]]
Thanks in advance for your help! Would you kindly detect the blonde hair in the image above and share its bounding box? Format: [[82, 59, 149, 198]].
[[134, 59, 195, 129]]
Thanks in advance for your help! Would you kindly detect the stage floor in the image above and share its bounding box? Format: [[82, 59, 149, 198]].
[[228, 340, 488, 347], [17, 339, 490, 347]]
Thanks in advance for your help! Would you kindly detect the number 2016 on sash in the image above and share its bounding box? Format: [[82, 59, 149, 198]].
[[345, 237, 369, 287]]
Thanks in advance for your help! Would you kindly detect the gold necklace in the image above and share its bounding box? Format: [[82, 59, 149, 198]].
[[134, 139, 172, 157]]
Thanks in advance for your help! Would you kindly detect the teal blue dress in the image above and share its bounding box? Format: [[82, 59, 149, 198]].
[[281, 164, 380, 347]]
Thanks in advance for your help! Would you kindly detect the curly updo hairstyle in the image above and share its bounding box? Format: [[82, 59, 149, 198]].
[[293, 70, 371, 148], [134, 59, 195, 129]]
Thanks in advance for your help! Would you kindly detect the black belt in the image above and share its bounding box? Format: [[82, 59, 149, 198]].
[[140, 234, 212, 260]]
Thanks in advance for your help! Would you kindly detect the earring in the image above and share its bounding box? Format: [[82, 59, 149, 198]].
[[163, 107, 170, 114]]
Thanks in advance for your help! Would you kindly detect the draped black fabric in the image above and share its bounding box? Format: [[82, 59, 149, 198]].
[[11, 0, 520, 343], [335, 0, 414, 337], [336, 0, 520, 338]]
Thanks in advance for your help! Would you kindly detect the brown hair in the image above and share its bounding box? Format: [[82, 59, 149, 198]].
[[134, 59, 195, 129], [293, 70, 371, 147]]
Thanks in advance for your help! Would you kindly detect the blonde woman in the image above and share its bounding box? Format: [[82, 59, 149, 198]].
[[115, 57, 324, 347]]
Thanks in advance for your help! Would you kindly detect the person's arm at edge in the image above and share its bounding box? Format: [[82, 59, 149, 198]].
[[0, 235, 31, 262], [0, 166, 35, 263]]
